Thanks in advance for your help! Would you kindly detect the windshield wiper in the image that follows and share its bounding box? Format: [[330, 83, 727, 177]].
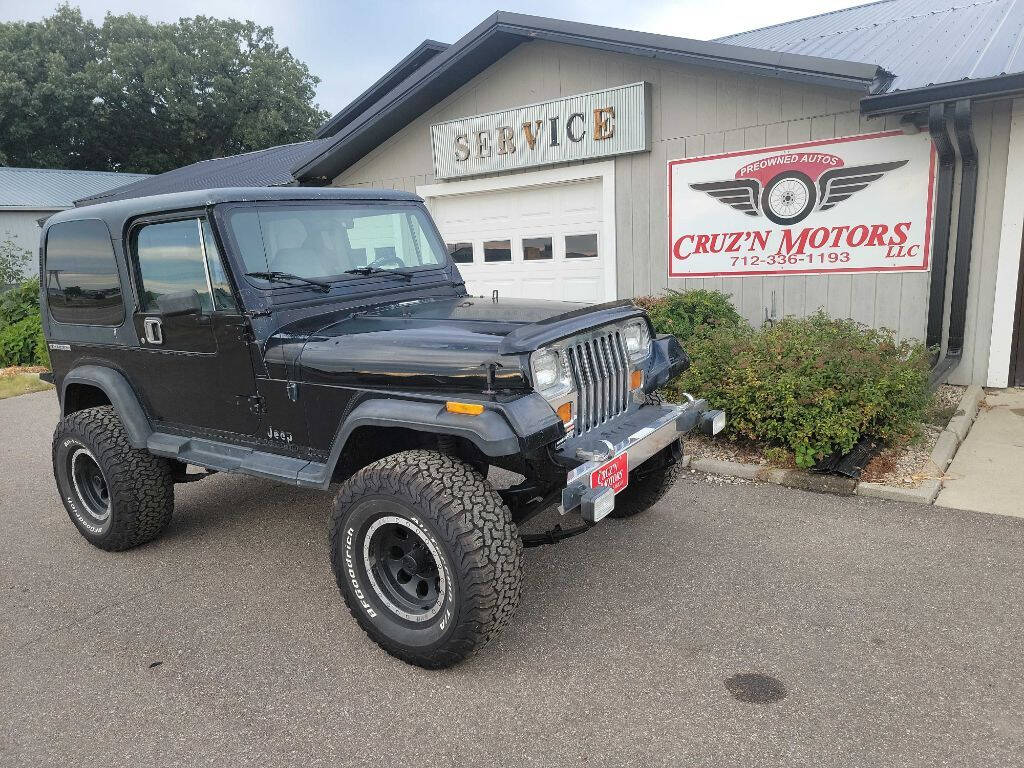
[[244, 271, 331, 292], [343, 266, 413, 282]]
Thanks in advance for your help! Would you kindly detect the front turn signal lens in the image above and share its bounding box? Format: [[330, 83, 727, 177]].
[[446, 401, 484, 415], [556, 401, 573, 424], [630, 369, 644, 390]]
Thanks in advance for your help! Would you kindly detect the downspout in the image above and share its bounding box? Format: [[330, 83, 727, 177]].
[[929, 99, 979, 387], [926, 104, 955, 353]]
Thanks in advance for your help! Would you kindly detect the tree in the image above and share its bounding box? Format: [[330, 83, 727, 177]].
[[0, 4, 330, 174], [0, 238, 30, 288]]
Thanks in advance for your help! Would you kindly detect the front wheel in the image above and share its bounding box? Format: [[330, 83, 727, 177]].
[[329, 450, 523, 668], [608, 442, 685, 519]]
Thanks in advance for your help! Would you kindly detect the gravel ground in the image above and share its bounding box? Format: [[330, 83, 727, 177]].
[[2, 389, 1023, 767], [688, 385, 967, 489]]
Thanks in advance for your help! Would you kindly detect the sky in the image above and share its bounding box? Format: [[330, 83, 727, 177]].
[[0, 0, 865, 116]]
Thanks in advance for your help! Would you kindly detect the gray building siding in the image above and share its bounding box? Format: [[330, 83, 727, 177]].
[[333, 39, 1013, 386], [0, 210, 50, 278]]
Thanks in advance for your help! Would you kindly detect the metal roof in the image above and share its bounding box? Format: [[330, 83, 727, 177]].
[[49, 186, 421, 234], [0, 166, 149, 210], [717, 0, 1024, 95], [74, 140, 333, 207], [293, 11, 886, 181]]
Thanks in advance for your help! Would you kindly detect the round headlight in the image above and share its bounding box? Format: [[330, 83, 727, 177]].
[[623, 320, 652, 361]]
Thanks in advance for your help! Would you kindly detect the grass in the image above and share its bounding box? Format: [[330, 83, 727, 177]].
[[0, 372, 53, 400]]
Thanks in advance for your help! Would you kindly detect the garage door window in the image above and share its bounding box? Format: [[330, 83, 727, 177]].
[[483, 240, 511, 263], [447, 242, 473, 264], [523, 237, 553, 261], [565, 233, 598, 259]]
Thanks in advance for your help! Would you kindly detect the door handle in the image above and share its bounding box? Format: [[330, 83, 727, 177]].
[[143, 317, 163, 345]]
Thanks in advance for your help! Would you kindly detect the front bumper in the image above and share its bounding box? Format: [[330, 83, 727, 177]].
[[557, 398, 724, 520]]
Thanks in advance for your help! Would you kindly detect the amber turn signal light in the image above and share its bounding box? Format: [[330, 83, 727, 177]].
[[630, 370, 644, 390], [445, 401, 484, 415], [556, 401, 573, 423]]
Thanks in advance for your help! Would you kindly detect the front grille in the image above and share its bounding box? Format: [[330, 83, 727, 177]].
[[565, 328, 631, 434]]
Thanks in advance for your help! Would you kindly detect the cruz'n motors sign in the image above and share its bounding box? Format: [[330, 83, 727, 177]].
[[668, 131, 935, 277], [431, 82, 650, 180]]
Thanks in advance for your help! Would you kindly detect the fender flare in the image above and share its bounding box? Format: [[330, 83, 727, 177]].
[[321, 398, 524, 485], [61, 365, 153, 450]]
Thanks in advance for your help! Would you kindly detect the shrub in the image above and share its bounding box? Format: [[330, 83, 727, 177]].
[[0, 278, 48, 368], [635, 289, 746, 344], [0, 315, 47, 367], [675, 312, 931, 468]]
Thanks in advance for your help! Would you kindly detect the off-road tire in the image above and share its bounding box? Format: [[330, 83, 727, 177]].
[[52, 406, 174, 551], [329, 449, 523, 669], [609, 443, 684, 519]]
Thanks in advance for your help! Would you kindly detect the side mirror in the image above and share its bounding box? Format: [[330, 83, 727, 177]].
[[155, 290, 203, 317]]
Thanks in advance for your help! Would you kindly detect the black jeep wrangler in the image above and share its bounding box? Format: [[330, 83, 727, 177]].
[[40, 187, 723, 668]]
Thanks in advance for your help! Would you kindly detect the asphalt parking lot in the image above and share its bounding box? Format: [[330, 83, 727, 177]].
[[2, 390, 1023, 767]]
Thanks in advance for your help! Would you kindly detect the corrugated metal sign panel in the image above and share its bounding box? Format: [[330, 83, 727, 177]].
[[430, 82, 650, 180]]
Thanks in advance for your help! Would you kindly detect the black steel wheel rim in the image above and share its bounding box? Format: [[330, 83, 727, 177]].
[[363, 515, 445, 623], [69, 448, 110, 523]]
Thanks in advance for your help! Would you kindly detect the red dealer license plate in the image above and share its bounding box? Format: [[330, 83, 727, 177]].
[[591, 453, 629, 494]]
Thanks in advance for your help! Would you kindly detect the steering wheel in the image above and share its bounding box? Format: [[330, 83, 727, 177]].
[[366, 253, 406, 270]]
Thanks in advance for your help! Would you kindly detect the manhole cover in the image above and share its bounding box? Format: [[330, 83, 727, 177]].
[[724, 673, 787, 704]]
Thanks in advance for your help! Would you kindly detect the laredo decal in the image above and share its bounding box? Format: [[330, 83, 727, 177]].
[[668, 131, 935, 277]]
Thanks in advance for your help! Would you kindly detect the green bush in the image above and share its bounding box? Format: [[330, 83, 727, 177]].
[[635, 289, 746, 343], [0, 278, 48, 368], [672, 312, 931, 468]]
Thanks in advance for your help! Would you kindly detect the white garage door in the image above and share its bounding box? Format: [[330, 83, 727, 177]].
[[428, 179, 610, 302]]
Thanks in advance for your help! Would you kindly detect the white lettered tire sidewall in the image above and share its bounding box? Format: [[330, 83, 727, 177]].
[[54, 437, 113, 537], [339, 496, 458, 649]]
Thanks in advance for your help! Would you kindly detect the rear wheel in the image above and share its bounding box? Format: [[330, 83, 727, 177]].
[[330, 449, 523, 668], [52, 406, 174, 550], [608, 441, 684, 519]]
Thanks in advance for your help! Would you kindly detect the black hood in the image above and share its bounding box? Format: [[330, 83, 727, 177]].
[[265, 295, 644, 393]]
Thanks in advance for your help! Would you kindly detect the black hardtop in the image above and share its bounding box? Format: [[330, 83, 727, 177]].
[[44, 186, 423, 238]]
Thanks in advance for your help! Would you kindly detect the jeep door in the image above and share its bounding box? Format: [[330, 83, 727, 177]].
[[129, 214, 260, 436]]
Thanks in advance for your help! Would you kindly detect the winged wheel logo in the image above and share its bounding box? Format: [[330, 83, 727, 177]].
[[689, 152, 908, 226]]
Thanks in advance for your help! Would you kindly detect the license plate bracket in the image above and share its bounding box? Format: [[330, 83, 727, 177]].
[[590, 453, 628, 494]]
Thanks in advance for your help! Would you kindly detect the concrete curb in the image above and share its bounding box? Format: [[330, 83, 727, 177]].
[[856, 478, 942, 504], [688, 457, 857, 495], [685, 385, 986, 504]]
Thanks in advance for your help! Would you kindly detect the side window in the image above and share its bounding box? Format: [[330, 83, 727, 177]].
[[44, 220, 124, 326], [135, 219, 236, 313]]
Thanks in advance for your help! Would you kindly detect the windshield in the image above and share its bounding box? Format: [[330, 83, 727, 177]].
[[224, 202, 447, 284]]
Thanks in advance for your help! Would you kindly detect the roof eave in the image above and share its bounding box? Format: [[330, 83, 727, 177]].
[[292, 11, 883, 182], [861, 71, 1024, 115], [315, 39, 450, 139]]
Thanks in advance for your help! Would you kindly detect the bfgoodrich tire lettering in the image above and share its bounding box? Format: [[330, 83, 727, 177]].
[[330, 449, 523, 669], [52, 406, 174, 551]]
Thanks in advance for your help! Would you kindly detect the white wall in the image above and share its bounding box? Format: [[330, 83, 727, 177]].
[[0, 209, 53, 279]]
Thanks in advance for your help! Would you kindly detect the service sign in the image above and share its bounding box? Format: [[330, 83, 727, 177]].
[[431, 82, 650, 180], [668, 131, 936, 277]]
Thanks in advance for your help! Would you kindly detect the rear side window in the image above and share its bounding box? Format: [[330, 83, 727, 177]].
[[44, 220, 124, 325]]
